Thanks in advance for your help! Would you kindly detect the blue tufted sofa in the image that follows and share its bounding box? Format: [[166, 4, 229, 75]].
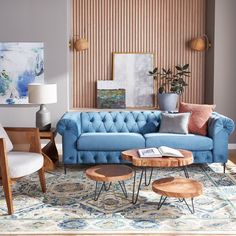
[[57, 111, 235, 165]]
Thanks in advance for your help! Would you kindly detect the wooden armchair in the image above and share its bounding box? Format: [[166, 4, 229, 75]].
[[0, 127, 46, 215]]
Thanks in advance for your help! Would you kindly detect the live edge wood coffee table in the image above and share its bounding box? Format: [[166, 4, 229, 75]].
[[152, 177, 203, 214], [122, 149, 193, 204], [86, 164, 133, 201]]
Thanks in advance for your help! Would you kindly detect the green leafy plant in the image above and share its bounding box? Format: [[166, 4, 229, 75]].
[[148, 64, 191, 95]]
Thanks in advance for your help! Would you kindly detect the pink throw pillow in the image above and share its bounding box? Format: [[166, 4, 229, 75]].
[[179, 102, 215, 136]]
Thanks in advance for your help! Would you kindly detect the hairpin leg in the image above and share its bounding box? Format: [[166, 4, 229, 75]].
[[104, 182, 112, 191], [183, 166, 189, 178], [182, 198, 195, 214], [157, 196, 167, 210], [178, 198, 184, 202], [157, 196, 195, 214], [132, 168, 144, 204], [118, 181, 128, 198], [94, 182, 105, 201], [144, 167, 153, 186]]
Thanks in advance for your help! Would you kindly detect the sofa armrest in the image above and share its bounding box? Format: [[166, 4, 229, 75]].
[[208, 112, 235, 163], [208, 112, 235, 137], [56, 112, 81, 136], [56, 112, 81, 164]]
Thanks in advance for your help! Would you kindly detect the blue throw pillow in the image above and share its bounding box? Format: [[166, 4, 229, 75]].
[[159, 112, 191, 134], [141, 121, 160, 134]]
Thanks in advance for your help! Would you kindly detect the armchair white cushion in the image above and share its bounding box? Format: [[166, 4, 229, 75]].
[[8, 152, 44, 178]]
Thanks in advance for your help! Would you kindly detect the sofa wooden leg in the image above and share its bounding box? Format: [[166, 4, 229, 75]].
[[38, 167, 46, 193], [223, 163, 226, 174], [64, 166, 67, 175]]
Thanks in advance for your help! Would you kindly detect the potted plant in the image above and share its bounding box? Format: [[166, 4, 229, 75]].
[[148, 64, 190, 111]]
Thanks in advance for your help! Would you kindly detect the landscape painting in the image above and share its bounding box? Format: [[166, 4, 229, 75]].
[[0, 42, 44, 104], [97, 80, 126, 109], [97, 89, 126, 109]]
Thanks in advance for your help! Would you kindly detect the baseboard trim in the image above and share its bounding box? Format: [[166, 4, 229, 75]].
[[56, 143, 62, 155], [229, 144, 236, 149]]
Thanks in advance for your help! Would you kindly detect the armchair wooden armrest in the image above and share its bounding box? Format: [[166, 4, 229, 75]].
[[4, 127, 41, 153]]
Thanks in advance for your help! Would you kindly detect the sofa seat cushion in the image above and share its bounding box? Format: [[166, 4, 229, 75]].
[[144, 133, 213, 151], [77, 133, 145, 151]]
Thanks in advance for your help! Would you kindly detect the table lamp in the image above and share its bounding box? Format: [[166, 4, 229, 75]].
[[28, 83, 57, 131]]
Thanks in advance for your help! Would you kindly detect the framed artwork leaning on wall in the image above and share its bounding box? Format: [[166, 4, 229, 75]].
[[113, 52, 154, 108]]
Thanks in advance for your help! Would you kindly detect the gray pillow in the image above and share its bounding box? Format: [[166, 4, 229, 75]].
[[0, 123, 13, 152], [159, 112, 190, 134]]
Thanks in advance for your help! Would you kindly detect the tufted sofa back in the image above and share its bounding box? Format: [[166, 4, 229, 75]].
[[81, 111, 161, 134]]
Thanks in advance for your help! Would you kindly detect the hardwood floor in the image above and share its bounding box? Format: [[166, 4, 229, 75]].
[[10, 234, 236, 236], [229, 149, 236, 164]]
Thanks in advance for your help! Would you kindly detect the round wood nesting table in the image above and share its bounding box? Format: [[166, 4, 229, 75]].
[[86, 164, 133, 201], [122, 149, 193, 167], [121, 149, 193, 204], [152, 177, 203, 198], [152, 177, 203, 214]]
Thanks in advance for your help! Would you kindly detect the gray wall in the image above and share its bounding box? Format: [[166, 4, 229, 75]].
[[0, 0, 69, 131], [206, 0, 236, 142], [205, 0, 215, 104]]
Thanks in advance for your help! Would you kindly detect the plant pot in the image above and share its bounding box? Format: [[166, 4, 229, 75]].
[[158, 93, 179, 111]]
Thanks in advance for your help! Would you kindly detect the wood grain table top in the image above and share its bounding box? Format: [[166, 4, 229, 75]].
[[152, 177, 203, 198], [121, 149, 193, 167], [86, 164, 133, 182]]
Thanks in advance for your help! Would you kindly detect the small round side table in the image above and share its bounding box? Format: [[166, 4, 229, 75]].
[[152, 177, 203, 214], [86, 164, 133, 201]]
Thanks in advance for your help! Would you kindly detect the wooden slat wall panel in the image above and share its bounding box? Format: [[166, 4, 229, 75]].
[[72, 0, 206, 108]]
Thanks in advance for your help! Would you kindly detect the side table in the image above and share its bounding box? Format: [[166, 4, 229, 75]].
[[152, 177, 203, 214], [86, 165, 133, 201], [39, 128, 59, 171]]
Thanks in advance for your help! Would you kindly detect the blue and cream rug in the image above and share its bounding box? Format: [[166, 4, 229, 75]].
[[0, 162, 236, 234]]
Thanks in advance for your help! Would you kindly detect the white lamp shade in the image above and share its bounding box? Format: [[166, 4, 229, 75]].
[[28, 84, 57, 104]]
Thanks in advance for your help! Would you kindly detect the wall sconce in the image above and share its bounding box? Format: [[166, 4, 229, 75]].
[[69, 38, 89, 51], [189, 35, 211, 51]]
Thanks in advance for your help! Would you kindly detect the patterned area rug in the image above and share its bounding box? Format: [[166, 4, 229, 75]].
[[0, 162, 236, 234]]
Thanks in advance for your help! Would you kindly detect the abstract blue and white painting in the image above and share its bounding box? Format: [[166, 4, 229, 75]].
[[0, 42, 44, 104]]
